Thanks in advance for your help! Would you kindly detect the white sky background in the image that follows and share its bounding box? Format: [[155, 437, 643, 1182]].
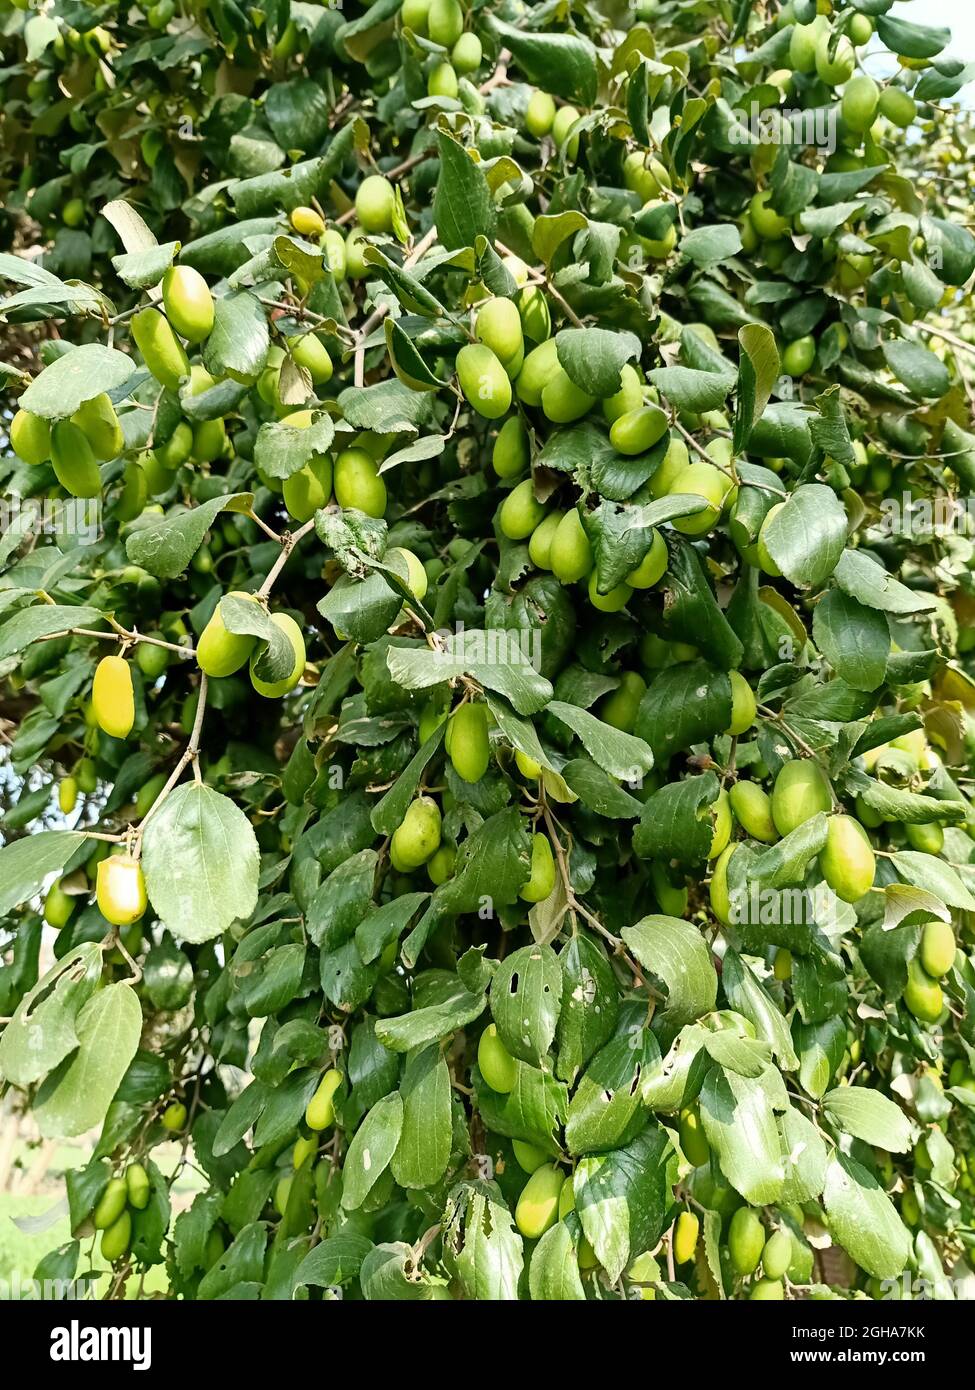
[[888, 0, 973, 103]]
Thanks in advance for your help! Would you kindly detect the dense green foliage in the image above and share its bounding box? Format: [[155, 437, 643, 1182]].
[[2, 0, 975, 1303]]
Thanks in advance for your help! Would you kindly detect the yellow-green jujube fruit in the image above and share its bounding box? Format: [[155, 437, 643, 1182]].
[[878, 87, 916, 128], [51, 420, 101, 498], [726, 671, 757, 736], [475, 296, 524, 367], [610, 404, 668, 455], [250, 613, 305, 697], [192, 418, 226, 463], [762, 1229, 793, 1281], [513, 1140, 548, 1174], [131, 306, 190, 390], [626, 529, 667, 588], [427, 0, 463, 46], [599, 671, 646, 733], [815, 33, 854, 86], [904, 958, 944, 1024], [525, 89, 556, 137], [401, 0, 430, 30], [588, 570, 632, 613], [389, 546, 428, 601], [789, 17, 825, 72], [92, 654, 135, 738], [678, 1107, 710, 1167], [819, 814, 875, 903], [549, 508, 593, 584], [93, 1176, 128, 1230], [750, 1277, 785, 1301], [749, 190, 790, 241], [96, 855, 148, 926], [516, 284, 551, 343], [125, 1162, 151, 1211], [782, 335, 816, 377], [729, 781, 778, 843], [72, 393, 124, 461], [355, 173, 396, 233], [274, 1175, 293, 1217], [771, 759, 831, 837], [427, 844, 455, 885], [390, 796, 442, 870], [499, 478, 546, 539], [842, 73, 879, 132], [334, 447, 387, 516], [728, 1206, 766, 1275], [293, 1135, 317, 1169], [551, 104, 580, 160], [602, 363, 643, 423], [477, 1024, 518, 1092], [456, 343, 512, 419], [708, 844, 736, 927], [283, 457, 332, 523], [515, 1163, 564, 1239], [44, 880, 75, 930], [321, 228, 347, 281], [59, 776, 78, 815], [448, 702, 491, 783], [428, 61, 458, 99], [288, 333, 333, 384], [197, 592, 259, 677], [162, 265, 214, 343], [754, 501, 784, 575], [650, 437, 689, 498], [305, 1068, 342, 1131], [155, 420, 192, 470], [345, 228, 369, 279], [100, 1210, 132, 1263], [541, 368, 595, 423], [516, 338, 560, 406], [708, 788, 733, 859], [905, 821, 944, 855], [515, 750, 541, 781], [452, 32, 482, 73], [161, 1101, 187, 1131], [493, 415, 529, 479], [674, 1211, 700, 1265], [10, 408, 51, 464], [290, 205, 326, 238], [920, 920, 955, 979], [520, 832, 556, 902], [669, 462, 732, 536]]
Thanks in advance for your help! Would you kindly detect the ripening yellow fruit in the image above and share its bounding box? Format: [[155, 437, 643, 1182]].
[[519, 832, 556, 902], [725, 671, 757, 736], [674, 1211, 700, 1265], [92, 655, 134, 738], [515, 1163, 564, 1238], [96, 854, 148, 926], [305, 1068, 342, 1130], [355, 174, 396, 234], [161, 266, 215, 343], [290, 205, 326, 238]]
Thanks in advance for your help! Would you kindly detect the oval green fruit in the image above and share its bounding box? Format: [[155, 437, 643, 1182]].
[[516, 284, 551, 343], [750, 1277, 785, 1300], [197, 592, 259, 677], [674, 1211, 700, 1265], [321, 228, 347, 281], [250, 613, 305, 697], [162, 265, 214, 343], [334, 447, 387, 516], [10, 408, 51, 464], [762, 1228, 793, 1281], [126, 1162, 151, 1211], [525, 89, 556, 137], [477, 1024, 517, 1092], [288, 333, 333, 384], [499, 478, 546, 540], [155, 420, 193, 470], [93, 1176, 128, 1230], [427, 0, 463, 46], [842, 73, 879, 132], [626, 528, 668, 588], [456, 343, 512, 419], [59, 776, 78, 815], [920, 919, 955, 979], [819, 814, 875, 903], [512, 1139, 548, 1174], [650, 437, 689, 498], [428, 61, 458, 99], [448, 702, 491, 783], [678, 1106, 710, 1167], [599, 671, 646, 733], [782, 335, 815, 376], [427, 844, 455, 884], [610, 404, 668, 455], [588, 570, 632, 612], [305, 1068, 342, 1130], [492, 415, 529, 479], [728, 1205, 765, 1275], [771, 759, 831, 837], [905, 820, 944, 855], [602, 363, 644, 423], [390, 795, 442, 870], [520, 831, 556, 902], [475, 296, 523, 367], [879, 87, 916, 128], [903, 958, 943, 1024], [283, 456, 332, 523], [708, 787, 733, 859], [541, 367, 595, 424], [669, 462, 732, 536], [452, 32, 482, 73], [726, 670, 757, 736], [516, 338, 561, 406], [515, 1163, 564, 1239], [51, 420, 101, 498], [44, 880, 75, 929], [549, 508, 593, 584], [749, 190, 790, 241], [72, 393, 124, 461], [355, 173, 396, 233], [729, 781, 778, 843], [551, 105, 580, 160], [131, 306, 190, 391], [100, 1210, 132, 1263]]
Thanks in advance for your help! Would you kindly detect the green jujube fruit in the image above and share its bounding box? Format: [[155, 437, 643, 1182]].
[[762, 1229, 792, 1281], [100, 1210, 132, 1263], [452, 32, 482, 73], [588, 571, 632, 612], [456, 343, 512, 419], [513, 1140, 548, 1174], [475, 296, 523, 366], [610, 404, 668, 455], [155, 421, 192, 469], [541, 367, 595, 423], [162, 265, 214, 343], [51, 420, 101, 497], [520, 832, 556, 902], [126, 1162, 151, 1210], [549, 509, 593, 583], [334, 447, 387, 516], [93, 1176, 129, 1230], [602, 363, 643, 423], [904, 958, 943, 1024], [842, 73, 879, 132], [197, 592, 259, 677], [10, 408, 51, 464], [477, 1024, 517, 1092], [515, 1163, 564, 1239], [782, 335, 815, 377], [390, 796, 442, 870], [517, 284, 551, 343], [728, 1206, 765, 1275], [674, 1211, 700, 1265], [708, 788, 733, 859], [493, 415, 529, 478], [355, 174, 396, 233], [599, 671, 646, 733], [516, 338, 560, 406], [499, 478, 546, 539], [920, 920, 955, 979], [669, 462, 732, 535], [726, 671, 756, 736], [819, 815, 875, 903], [771, 760, 831, 837], [524, 90, 556, 137], [448, 702, 491, 782], [678, 1107, 710, 1167], [879, 87, 916, 128], [288, 333, 333, 384], [528, 510, 564, 569], [905, 821, 944, 855], [428, 62, 458, 99], [44, 880, 75, 929], [305, 1068, 342, 1130], [626, 529, 668, 588], [72, 393, 124, 460], [427, 0, 463, 47], [283, 456, 332, 522], [131, 306, 190, 391], [650, 438, 689, 498], [750, 1278, 784, 1300], [709, 844, 736, 927], [728, 781, 778, 843], [250, 613, 305, 697]]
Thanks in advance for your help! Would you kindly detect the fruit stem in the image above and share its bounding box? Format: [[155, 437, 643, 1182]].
[[257, 517, 316, 598]]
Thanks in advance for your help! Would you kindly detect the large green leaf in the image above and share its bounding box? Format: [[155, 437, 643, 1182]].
[[34, 984, 143, 1139]]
